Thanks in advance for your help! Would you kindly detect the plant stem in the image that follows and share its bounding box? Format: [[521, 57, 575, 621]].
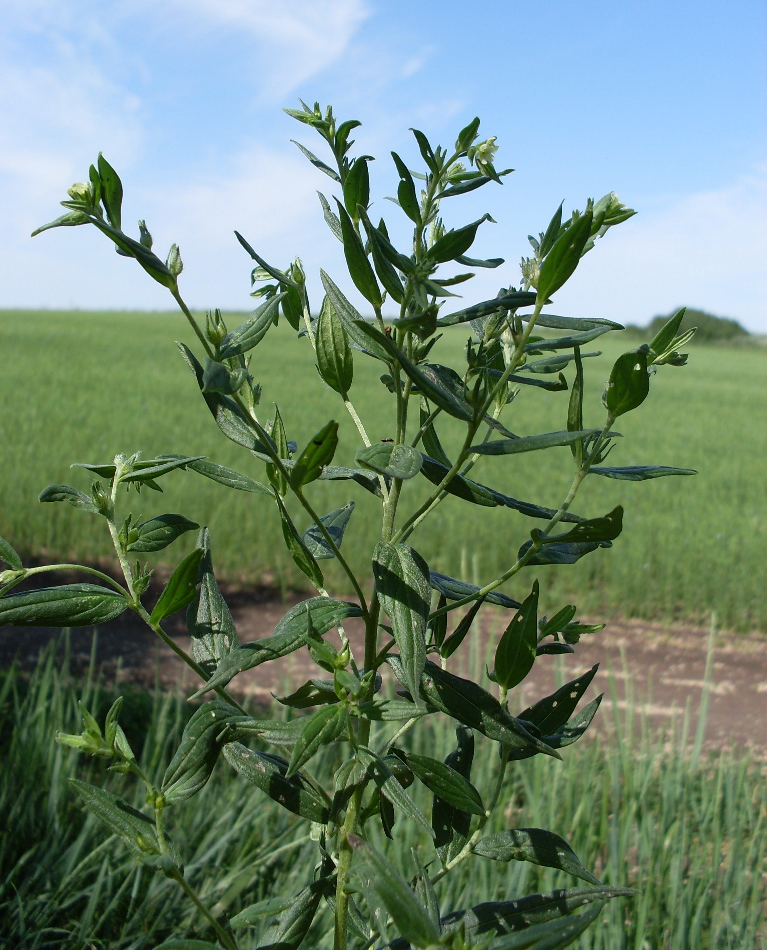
[[171, 868, 239, 950]]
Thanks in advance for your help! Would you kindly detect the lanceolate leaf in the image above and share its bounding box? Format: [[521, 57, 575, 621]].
[[276, 495, 325, 588], [390, 657, 559, 758], [38, 484, 100, 514], [473, 828, 600, 885], [335, 199, 382, 307], [290, 420, 339, 488], [0, 584, 128, 627], [429, 571, 520, 609], [373, 542, 431, 708], [517, 666, 599, 737], [253, 879, 330, 950], [357, 442, 423, 479], [69, 780, 180, 873], [127, 514, 200, 553], [432, 726, 475, 864], [191, 597, 362, 697], [218, 293, 284, 358], [317, 296, 354, 395], [589, 465, 697, 481], [0, 534, 23, 571], [603, 348, 650, 416], [161, 700, 244, 803], [158, 456, 272, 494], [349, 835, 441, 948], [186, 527, 238, 669], [525, 326, 613, 352], [469, 429, 597, 456], [358, 747, 434, 837], [393, 749, 484, 815], [436, 291, 538, 328], [319, 270, 389, 360], [223, 743, 331, 823], [536, 210, 593, 302], [287, 705, 348, 777], [149, 548, 205, 625], [303, 502, 355, 559], [526, 314, 623, 331], [494, 582, 539, 690]]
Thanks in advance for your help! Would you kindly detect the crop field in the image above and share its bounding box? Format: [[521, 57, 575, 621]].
[[1, 643, 764, 949], [0, 309, 764, 632]]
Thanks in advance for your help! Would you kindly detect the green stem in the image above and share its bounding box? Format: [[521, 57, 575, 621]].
[[170, 288, 216, 360], [171, 868, 238, 950]]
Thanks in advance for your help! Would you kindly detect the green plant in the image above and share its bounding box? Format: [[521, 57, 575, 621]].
[[1, 102, 697, 949]]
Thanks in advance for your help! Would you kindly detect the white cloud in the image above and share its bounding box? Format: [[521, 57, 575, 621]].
[[552, 166, 767, 333], [141, 0, 373, 97]]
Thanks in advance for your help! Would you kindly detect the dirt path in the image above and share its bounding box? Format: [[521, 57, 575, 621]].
[[2, 587, 765, 756]]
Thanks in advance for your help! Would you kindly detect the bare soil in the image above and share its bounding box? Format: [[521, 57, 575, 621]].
[[2, 583, 765, 756]]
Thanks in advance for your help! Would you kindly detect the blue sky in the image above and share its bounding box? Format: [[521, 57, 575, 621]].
[[2, 0, 765, 331]]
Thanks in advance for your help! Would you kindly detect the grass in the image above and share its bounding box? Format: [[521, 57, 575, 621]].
[[0, 309, 765, 632], [0, 638, 764, 949]]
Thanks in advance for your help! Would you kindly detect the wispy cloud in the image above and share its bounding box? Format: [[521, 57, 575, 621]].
[[554, 166, 767, 332]]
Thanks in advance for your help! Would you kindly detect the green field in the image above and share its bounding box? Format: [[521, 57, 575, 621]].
[[1, 642, 764, 948], [0, 309, 765, 631]]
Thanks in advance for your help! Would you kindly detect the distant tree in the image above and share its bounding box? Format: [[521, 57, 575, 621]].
[[648, 308, 749, 343]]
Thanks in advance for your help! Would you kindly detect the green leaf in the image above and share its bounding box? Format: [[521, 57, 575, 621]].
[[649, 306, 686, 356], [335, 199, 382, 307], [0, 534, 23, 571], [590, 465, 697, 481], [31, 209, 91, 235], [126, 514, 199, 553], [159, 455, 272, 494], [275, 678, 339, 709], [276, 495, 325, 589], [266, 405, 290, 497], [429, 571, 520, 609], [357, 699, 429, 721], [431, 887, 632, 948], [69, 780, 180, 873], [96, 154, 123, 230], [524, 326, 613, 352], [567, 347, 584, 464], [356, 443, 422, 480], [469, 429, 598, 456], [390, 657, 560, 758], [319, 270, 389, 360], [373, 542, 431, 709], [303, 502, 355, 559], [343, 155, 372, 220], [410, 127, 439, 174], [349, 834, 441, 948], [38, 484, 100, 514], [287, 705, 348, 777], [529, 313, 623, 331], [494, 581, 539, 690], [186, 527, 238, 670], [118, 455, 207, 485], [432, 726, 474, 865], [316, 295, 353, 395], [539, 506, 623, 546], [290, 420, 339, 488], [358, 747, 434, 837], [428, 214, 492, 264], [489, 901, 606, 949], [517, 666, 599, 738], [318, 191, 343, 241], [536, 210, 593, 302], [519, 539, 607, 566], [149, 548, 204, 624], [161, 700, 243, 804], [473, 828, 600, 885], [192, 597, 362, 697], [603, 348, 650, 416], [252, 879, 329, 950], [391, 152, 421, 224], [229, 896, 296, 928], [440, 597, 485, 660], [0, 584, 128, 627], [394, 749, 484, 816], [361, 214, 406, 303], [234, 230, 298, 288], [436, 291, 538, 328], [218, 293, 283, 358], [223, 743, 331, 823]]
